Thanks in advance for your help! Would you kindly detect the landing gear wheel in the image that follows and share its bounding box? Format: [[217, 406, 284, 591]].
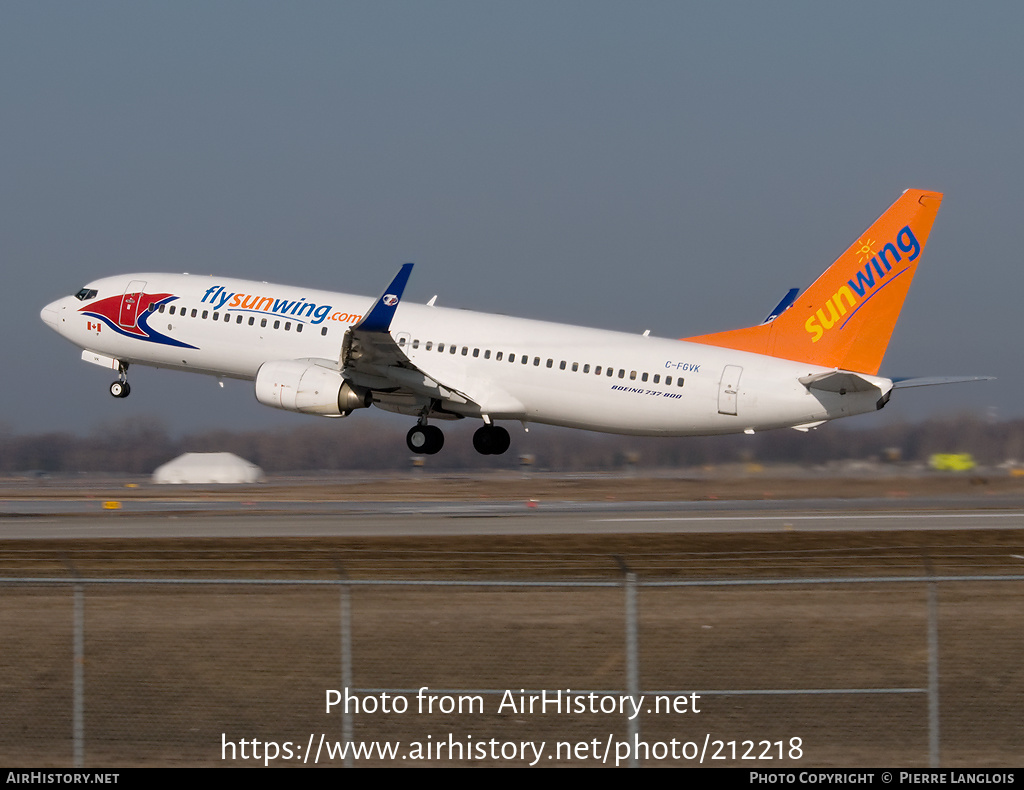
[[473, 425, 511, 455], [109, 381, 131, 399], [407, 424, 444, 455]]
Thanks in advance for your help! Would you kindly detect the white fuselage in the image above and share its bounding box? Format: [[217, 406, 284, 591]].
[[41, 273, 890, 436]]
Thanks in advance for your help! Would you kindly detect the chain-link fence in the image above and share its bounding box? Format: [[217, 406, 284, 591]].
[[2, 574, 1021, 767]]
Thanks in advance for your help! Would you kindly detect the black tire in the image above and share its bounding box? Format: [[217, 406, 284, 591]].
[[473, 425, 495, 455], [110, 381, 130, 398], [423, 425, 444, 454], [491, 426, 511, 455], [407, 425, 444, 455], [473, 425, 511, 455]]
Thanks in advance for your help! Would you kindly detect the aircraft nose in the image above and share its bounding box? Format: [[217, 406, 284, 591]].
[[40, 299, 63, 328]]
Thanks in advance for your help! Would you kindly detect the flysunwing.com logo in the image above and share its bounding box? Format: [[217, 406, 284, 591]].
[[201, 285, 362, 326], [803, 224, 921, 343]]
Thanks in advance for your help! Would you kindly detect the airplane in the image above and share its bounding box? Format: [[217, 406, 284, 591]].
[[40, 189, 988, 456]]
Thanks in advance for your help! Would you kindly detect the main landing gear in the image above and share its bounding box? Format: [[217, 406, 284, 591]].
[[405, 422, 511, 456], [406, 424, 444, 455], [473, 424, 510, 455], [109, 363, 130, 398]]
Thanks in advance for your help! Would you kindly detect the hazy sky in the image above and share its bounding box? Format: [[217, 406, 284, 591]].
[[7, 2, 1022, 437]]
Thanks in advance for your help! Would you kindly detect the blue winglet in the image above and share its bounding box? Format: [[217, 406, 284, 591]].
[[353, 263, 414, 333], [763, 288, 799, 323]]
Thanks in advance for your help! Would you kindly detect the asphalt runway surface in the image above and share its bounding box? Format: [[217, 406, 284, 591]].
[[4, 496, 1024, 540]]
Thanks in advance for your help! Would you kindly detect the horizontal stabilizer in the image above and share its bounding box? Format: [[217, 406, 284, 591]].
[[799, 370, 883, 394], [891, 376, 995, 389]]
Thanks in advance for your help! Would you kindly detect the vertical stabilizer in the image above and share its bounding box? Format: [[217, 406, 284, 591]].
[[683, 189, 943, 375]]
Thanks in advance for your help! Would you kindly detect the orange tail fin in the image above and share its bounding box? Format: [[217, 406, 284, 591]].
[[684, 189, 943, 375]]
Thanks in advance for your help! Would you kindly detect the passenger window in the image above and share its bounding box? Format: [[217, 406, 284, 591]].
[[484, 350, 491, 359], [629, 371, 636, 380], [273, 320, 280, 329], [677, 378, 685, 387], [473, 348, 479, 357], [533, 357, 540, 366], [261, 318, 267, 328], [236, 315, 243, 324], [546, 359, 553, 368], [296, 324, 303, 333], [202, 310, 208, 319], [321, 327, 328, 336], [169, 306, 176, 315], [583, 364, 590, 373], [450, 345, 457, 354], [666, 376, 672, 385], [571, 362, 578, 372], [159, 304, 165, 313], [508, 354, 515, 363], [619, 370, 626, 379], [191, 309, 197, 318], [595, 366, 602, 375], [212, 312, 219, 320], [426, 341, 433, 351], [248, 316, 254, 325], [412, 339, 420, 349], [398, 337, 407, 346], [654, 374, 660, 384], [285, 322, 291, 331], [437, 343, 445, 352], [641, 372, 648, 382], [607, 368, 614, 377]]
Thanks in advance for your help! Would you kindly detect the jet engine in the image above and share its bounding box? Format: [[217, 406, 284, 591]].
[[254, 360, 371, 417]]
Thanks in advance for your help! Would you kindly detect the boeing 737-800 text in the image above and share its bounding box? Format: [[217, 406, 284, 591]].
[[40, 189, 985, 455]]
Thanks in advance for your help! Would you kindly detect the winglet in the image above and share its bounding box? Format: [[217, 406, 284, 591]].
[[763, 288, 799, 323], [352, 263, 414, 334]]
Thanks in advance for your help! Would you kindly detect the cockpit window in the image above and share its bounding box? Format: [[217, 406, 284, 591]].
[[74, 288, 98, 301]]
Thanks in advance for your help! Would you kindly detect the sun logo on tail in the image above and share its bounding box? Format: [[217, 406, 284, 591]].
[[855, 237, 876, 264]]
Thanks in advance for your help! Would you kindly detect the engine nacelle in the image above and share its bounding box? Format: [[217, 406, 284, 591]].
[[254, 360, 371, 417]]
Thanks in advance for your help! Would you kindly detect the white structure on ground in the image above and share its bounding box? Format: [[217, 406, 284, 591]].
[[152, 453, 264, 484]]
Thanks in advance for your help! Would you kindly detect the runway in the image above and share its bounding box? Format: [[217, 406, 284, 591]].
[[4, 496, 1024, 539]]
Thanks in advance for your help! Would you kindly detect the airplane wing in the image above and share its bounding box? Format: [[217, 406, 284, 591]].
[[340, 264, 479, 412]]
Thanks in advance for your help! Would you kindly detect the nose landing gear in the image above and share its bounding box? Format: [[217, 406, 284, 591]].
[[109, 381, 131, 398], [109, 363, 130, 398]]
